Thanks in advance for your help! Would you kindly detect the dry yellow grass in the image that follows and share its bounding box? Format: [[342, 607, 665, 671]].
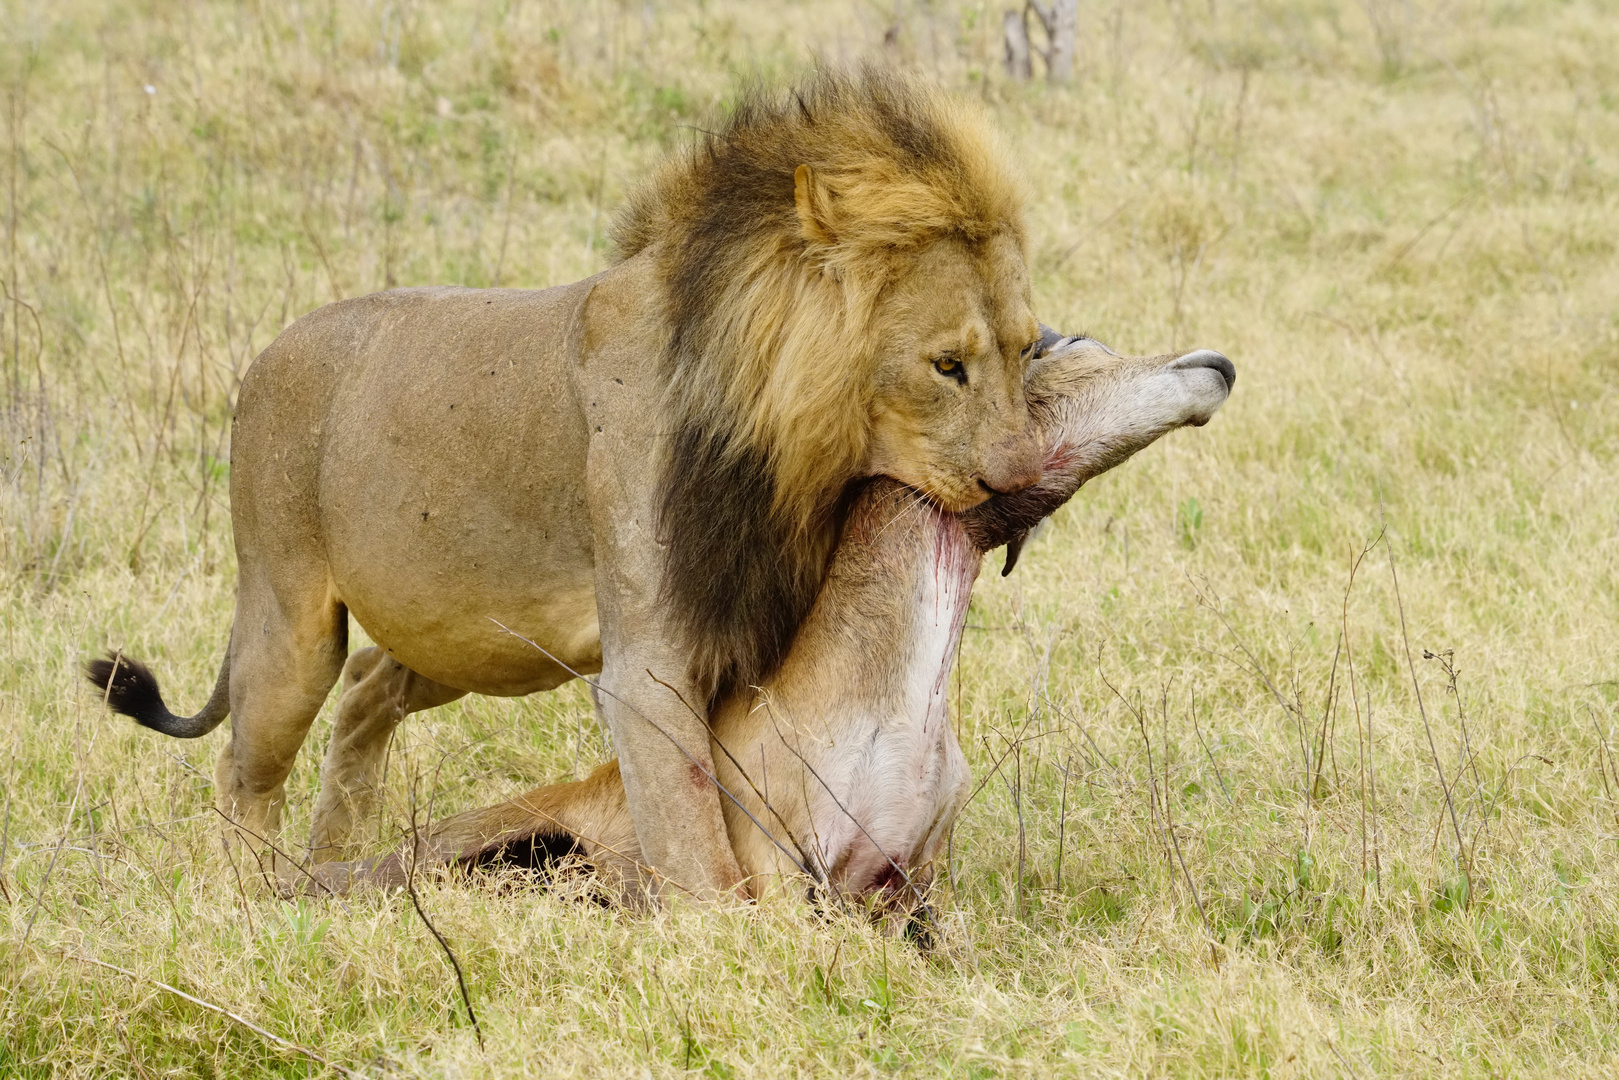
[[3, 0, 1618, 1076]]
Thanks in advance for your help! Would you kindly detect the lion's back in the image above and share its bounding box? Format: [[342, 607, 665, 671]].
[[229, 283, 595, 586]]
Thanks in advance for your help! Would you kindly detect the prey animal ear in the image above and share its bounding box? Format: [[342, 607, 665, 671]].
[[793, 164, 837, 246]]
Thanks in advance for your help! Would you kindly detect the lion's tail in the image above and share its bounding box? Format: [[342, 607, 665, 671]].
[[85, 648, 231, 739]]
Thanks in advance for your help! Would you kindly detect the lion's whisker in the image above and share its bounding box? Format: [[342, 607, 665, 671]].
[[875, 484, 938, 538]]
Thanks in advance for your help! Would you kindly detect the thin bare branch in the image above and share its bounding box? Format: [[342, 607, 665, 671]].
[[72, 953, 365, 1078], [1384, 526, 1471, 898], [405, 776, 483, 1051], [486, 617, 801, 889]]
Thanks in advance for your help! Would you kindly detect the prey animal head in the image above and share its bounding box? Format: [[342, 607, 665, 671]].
[[962, 329, 1234, 572]]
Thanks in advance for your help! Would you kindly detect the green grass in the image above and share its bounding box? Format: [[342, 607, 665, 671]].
[[3, 0, 1619, 1075]]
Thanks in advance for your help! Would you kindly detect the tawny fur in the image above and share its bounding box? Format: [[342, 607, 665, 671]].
[[87, 67, 1046, 899], [317, 336, 1235, 918]]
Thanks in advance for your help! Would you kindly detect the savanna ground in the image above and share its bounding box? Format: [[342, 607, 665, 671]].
[[2, 0, 1617, 1075]]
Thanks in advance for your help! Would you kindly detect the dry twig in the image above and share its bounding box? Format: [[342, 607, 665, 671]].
[[405, 776, 483, 1051], [73, 953, 365, 1078], [1385, 528, 1471, 899]]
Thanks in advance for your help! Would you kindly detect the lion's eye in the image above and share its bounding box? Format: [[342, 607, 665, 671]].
[[933, 356, 966, 384]]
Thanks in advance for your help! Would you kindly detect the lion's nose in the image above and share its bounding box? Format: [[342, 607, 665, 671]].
[[1171, 349, 1236, 392], [978, 444, 1043, 497]]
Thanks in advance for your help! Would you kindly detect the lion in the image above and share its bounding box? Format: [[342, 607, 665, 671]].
[[86, 68, 1049, 899], [306, 334, 1236, 920]]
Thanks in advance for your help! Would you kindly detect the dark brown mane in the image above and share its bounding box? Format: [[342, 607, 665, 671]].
[[612, 66, 1023, 695]]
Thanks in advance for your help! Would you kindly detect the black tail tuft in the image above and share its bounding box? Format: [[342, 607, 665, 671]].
[[85, 652, 174, 731], [87, 646, 231, 738]]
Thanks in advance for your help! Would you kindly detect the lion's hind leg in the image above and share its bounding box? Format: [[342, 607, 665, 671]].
[[212, 574, 349, 880], [308, 646, 467, 862]]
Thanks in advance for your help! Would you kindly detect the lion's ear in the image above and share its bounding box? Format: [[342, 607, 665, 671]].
[[793, 164, 838, 247]]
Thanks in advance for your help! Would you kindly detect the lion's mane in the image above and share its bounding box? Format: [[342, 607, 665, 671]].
[[612, 66, 1025, 695]]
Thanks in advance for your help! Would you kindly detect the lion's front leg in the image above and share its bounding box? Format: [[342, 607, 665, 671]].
[[594, 652, 748, 903], [578, 301, 749, 905]]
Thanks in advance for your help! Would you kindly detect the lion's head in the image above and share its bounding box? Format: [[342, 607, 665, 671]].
[[614, 67, 1041, 694]]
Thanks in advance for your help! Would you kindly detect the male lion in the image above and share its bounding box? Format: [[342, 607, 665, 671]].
[[309, 334, 1236, 920], [87, 69, 1047, 899]]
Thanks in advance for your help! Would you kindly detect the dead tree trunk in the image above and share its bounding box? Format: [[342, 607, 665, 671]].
[[1014, 1, 1079, 84], [1044, 0, 1078, 83], [1003, 9, 1033, 80]]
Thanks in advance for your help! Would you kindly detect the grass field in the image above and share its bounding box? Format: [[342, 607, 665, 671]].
[[3, 0, 1618, 1075]]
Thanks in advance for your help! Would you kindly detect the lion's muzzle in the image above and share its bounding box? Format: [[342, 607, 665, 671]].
[[977, 429, 1045, 496]]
